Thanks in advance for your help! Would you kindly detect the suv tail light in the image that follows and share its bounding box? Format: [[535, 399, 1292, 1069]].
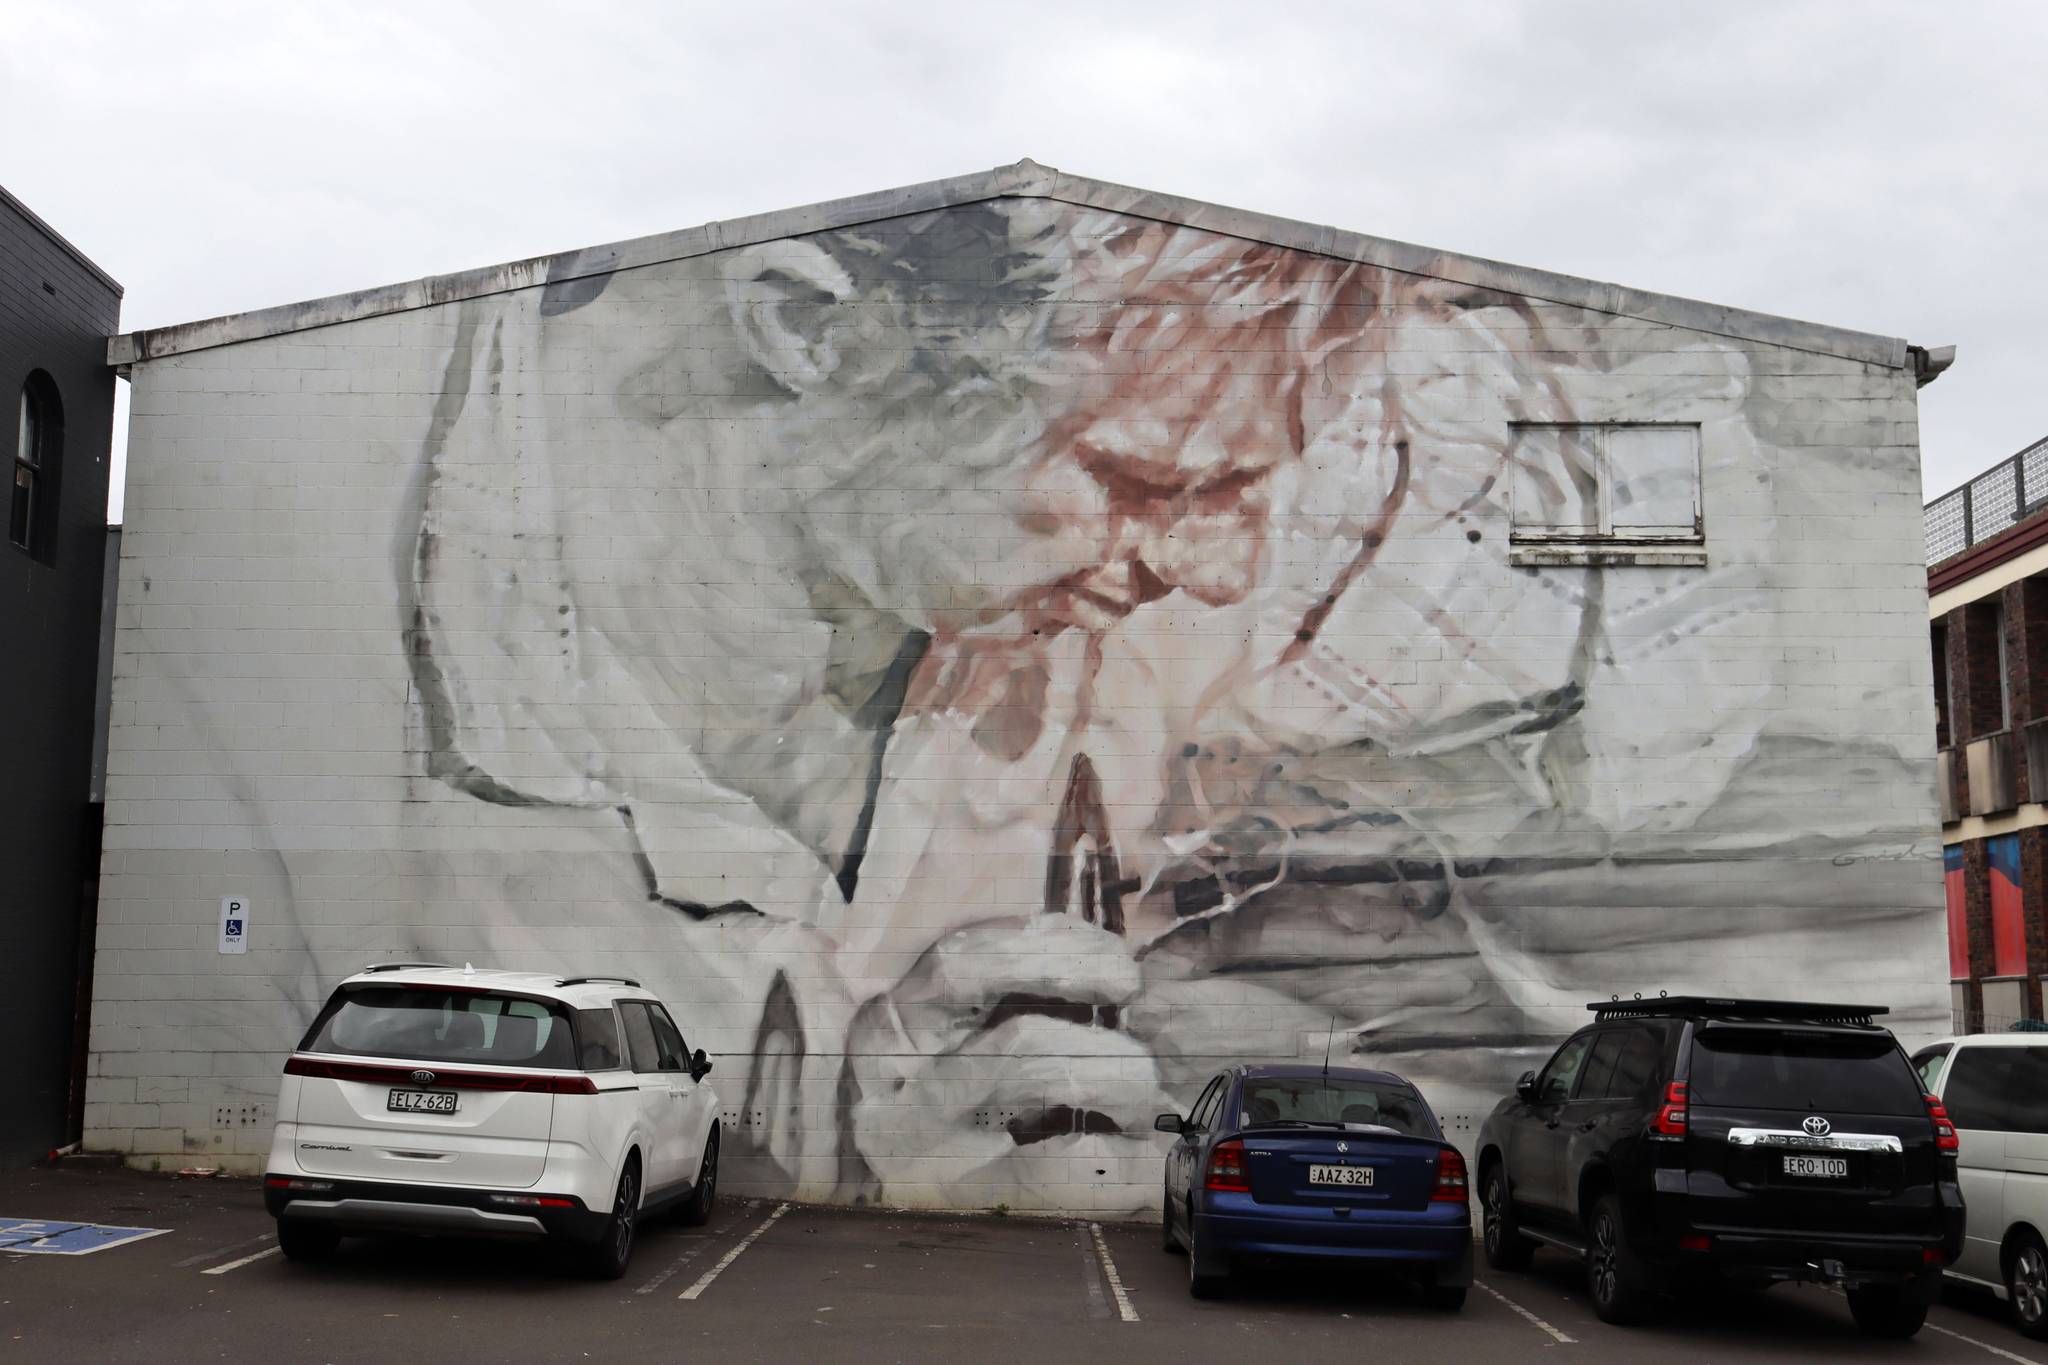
[[1204, 1140, 1250, 1193], [284, 1056, 597, 1094], [1925, 1093, 1959, 1153], [1650, 1081, 1688, 1137], [1432, 1147, 1469, 1202]]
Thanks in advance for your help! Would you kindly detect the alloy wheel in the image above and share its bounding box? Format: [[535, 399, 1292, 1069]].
[[2017, 1245, 2048, 1327], [612, 1165, 638, 1264], [1483, 1174, 1505, 1258], [1589, 1209, 1619, 1306], [698, 1137, 718, 1213]]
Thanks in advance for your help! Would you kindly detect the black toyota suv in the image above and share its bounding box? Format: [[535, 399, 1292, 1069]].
[[1475, 998, 1965, 1338]]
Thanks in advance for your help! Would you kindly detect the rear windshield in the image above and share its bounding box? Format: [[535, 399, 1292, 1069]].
[[1236, 1077, 1437, 1138], [1689, 1028, 1922, 1115], [301, 986, 578, 1069]]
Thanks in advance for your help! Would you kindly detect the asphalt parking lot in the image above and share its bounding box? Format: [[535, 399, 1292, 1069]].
[[3, 1167, 2043, 1364]]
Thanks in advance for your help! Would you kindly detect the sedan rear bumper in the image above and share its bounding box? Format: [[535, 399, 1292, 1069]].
[[1198, 1200, 1473, 1285]]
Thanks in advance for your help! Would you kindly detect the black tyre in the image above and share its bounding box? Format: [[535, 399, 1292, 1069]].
[[1586, 1193, 1651, 1325], [1161, 1183, 1181, 1254], [1423, 1282, 1468, 1312], [2008, 1233, 2048, 1340], [276, 1220, 339, 1263], [678, 1129, 719, 1227], [581, 1157, 640, 1280], [1846, 1284, 1927, 1339], [1481, 1163, 1534, 1272], [1186, 1205, 1227, 1300]]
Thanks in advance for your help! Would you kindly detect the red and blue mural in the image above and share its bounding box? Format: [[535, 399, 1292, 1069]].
[[1947, 845, 1969, 980], [1991, 834, 2028, 978]]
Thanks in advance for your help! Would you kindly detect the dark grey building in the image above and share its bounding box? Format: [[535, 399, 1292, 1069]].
[[1, 184, 120, 1163]]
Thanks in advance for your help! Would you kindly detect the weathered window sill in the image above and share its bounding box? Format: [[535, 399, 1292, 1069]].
[[1509, 544, 1707, 569]]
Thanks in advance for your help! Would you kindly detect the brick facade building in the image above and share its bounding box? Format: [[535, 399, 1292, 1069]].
[[1927, 435, 2048, 1032]]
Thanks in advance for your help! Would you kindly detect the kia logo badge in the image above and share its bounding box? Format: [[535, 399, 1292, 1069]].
[[1802, 1115, 1832, 1137], [411, 1069, 436, 1086]]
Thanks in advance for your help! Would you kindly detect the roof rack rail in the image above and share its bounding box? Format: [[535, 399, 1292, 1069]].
[[1589, 996, 1888, 1024], [557, 975, 642, 989], [360, 961, 456, 973]]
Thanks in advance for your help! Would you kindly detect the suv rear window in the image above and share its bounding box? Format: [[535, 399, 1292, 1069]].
[[302, 986, 578, 1069], [1689, 1028, 1922, 1115], [1237, 1078, 1437, 1138]]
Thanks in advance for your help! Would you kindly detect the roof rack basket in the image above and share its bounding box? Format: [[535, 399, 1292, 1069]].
[[1589, 996, 1887, 1025]]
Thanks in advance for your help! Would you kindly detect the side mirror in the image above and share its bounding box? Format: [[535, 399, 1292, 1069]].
[[1515, 1070, 1538, 1103], [1153, 1113, 1187, 1135], [691, 1048, 713, 1080]]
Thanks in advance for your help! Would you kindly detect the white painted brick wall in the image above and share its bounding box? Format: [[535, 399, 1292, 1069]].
[[92, 200, 1945, 1212]]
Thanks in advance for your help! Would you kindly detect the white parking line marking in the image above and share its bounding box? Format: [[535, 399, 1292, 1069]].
[[1087, 1223, 1139, 1323], [1923, 1320, 2044, 1365], [1474, 1279, 1576, 1344], [678, 1202, 787, 1301], [635, 1225, 734, 1297], [176, 1232, 274, 1268], [202, 1245, 282, 1275]]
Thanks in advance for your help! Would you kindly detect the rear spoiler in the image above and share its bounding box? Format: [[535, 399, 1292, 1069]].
[[1590, 997, 1887, 1026]]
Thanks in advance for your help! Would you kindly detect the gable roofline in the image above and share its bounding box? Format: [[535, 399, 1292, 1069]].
[[108, 158, 1908, 369]]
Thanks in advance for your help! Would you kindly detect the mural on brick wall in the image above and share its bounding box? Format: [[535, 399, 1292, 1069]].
[[400, 199, 1937, 1210]]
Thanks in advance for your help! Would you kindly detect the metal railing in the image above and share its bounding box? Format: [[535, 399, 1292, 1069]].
[[1927, 434, 2048, 565]]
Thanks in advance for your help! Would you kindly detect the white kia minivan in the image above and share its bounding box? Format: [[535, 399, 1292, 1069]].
[[264, 964, 719, 1278], [1913, 1031, 2048, 1338]]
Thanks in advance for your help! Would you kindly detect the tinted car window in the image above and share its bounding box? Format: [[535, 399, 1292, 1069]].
[[2008, 1051, 2048, 1135], [1579, 1031, 1625, 1100], [620, 1002, 663, 1074], [1606, 1027, 1661, 1100], [1537, 1034, 1594, 1104], [1192, 1077, 1226, 1130], [1945, 1047, 2017, 1131], [648, 1006, 688, 1071], [1237, 1077, 1436, 1138], [575, 1007, 624, 1070], [302, 986, 575, 1068], [1689, 1028, 1922, 1115]]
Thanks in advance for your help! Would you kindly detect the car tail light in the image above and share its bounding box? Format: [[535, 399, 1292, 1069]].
[[1204, 1140, 1250, 1193], [264, 1176, 334, 1193], [1432, 1147, 1469, 1202], [1925, 1093, 1959, 1153], [1650, 1081, 1688, 1137], [1678, 1234, 1712, 1252], [486, 1193, 578, 1209], [283, 1056, 597, 1094], [1923, 1246, 1946, 1264]]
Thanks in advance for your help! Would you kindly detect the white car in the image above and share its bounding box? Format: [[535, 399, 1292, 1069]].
[[264, 964, 720, 1278], [1913, 1031, 2048, 1338]]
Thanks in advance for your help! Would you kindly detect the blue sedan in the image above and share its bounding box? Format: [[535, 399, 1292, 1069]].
[[1157, 1064, 1472, 1306]]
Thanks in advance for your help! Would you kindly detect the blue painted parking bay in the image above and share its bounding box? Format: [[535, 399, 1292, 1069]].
[[0, 1217, 170, 1255]]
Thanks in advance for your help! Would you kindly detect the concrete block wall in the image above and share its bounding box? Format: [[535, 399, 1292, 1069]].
[[92, 193, 1946, 1212]]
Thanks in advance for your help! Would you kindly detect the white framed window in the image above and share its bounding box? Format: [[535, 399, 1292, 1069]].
[[1509, 423, 1702, 551]]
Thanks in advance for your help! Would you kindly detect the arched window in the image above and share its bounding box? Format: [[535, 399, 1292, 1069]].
[[12, 372, 61, 556]]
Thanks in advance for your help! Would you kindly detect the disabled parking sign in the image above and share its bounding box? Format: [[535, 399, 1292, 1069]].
[[219, 895, 250, 955], [0, 1218, 170, 1256]]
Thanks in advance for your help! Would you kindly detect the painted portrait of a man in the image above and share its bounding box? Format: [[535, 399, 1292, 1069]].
[[404, 194, 1940, 1211]]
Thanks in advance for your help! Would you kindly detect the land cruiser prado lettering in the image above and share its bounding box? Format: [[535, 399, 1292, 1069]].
[[264, 964, 720, 1278], [1476, 997, 1964, 1338]]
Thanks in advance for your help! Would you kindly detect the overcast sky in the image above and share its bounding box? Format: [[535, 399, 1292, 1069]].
[[5, 1, 2042, 521]]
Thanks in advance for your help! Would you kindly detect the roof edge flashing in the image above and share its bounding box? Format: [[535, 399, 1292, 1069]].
[[107, 158, 1908, 371]]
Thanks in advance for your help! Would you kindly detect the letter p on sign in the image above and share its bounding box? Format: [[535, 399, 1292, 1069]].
[[218, 896, 251, 955]]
